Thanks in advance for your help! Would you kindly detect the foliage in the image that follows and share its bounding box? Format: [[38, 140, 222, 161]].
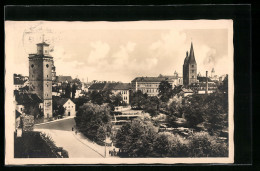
[[73, 96, 90, 111], [143, 96, 160, 117], [111, 93, 124, 106], [153, 132, 189, 157], [115, 116, 158, 157], [14, 131, 68, 158], [75, 103, 112, 143], [65, 83, 71, 98], [71, 83, 77, 99], [159, 81, 172, 102], [187, 132, 228, 157], [130, 90, 148, 109], [53, 100, 65, 117], [90, 91, 103, 105]]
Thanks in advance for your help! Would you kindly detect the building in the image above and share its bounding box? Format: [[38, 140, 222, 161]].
[[88, 83, 106, 92], [14, 93, 43, 114], [183, 42, 197, 87], [190, 76, 217, 94], [14, 74, 30, 90], [55, 76, 73, 83], [110, 83, 132, 104], [179, 88, 194, 97], [53, 97, 76, 117], [28, 41, 53, 118], [131, 74, 182, 97], [88, 82, 132, 104], [52, 61, 56, 81]]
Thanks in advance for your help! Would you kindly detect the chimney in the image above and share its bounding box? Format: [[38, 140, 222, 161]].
[[206, 71, 208, 94]]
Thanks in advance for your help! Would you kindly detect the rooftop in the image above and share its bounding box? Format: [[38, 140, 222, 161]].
[[15, 93, 43, 105]]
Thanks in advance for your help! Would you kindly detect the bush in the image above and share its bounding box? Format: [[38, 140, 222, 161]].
[[187, 132, 228, 157], [75, 103, 112, 143]]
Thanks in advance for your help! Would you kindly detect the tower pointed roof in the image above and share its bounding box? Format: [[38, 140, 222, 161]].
[[188, 42, 196, 64]]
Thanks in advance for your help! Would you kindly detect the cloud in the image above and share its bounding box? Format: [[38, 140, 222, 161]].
[[112, 42, 136, 67], [88, 41, 110, 64]]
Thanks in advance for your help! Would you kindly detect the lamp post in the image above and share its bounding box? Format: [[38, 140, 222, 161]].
[[104, 136, 112, 157]]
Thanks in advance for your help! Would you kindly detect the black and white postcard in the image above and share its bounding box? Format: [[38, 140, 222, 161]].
[[5, 20, 234, 164]]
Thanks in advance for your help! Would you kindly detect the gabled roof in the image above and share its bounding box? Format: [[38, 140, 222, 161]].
[[56, 76, 73, 83], [15, 93, 43, 105], [88, 83, 106, 91], [53, 97, 74, 106], [132, 76, 176, 83], [113, 83, 132, 90]]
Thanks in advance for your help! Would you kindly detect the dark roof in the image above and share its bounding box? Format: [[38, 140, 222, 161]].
[[37, 42, 49, 46], [15, 93, 43, 105], [56, 76, 73, 82], [89, 83, 132, 91], [14, 78, 26, 85], [53, 97, 73, 106], [113, 83, 132, 90], [88, 83, 106, 91], [188, 42, 196, 64], [197, 76, 213, 82], [132, 76, 176, 83]]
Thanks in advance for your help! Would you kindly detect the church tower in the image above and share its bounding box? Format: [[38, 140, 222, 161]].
[[183, 42, 197, 87], [29, 39, 53, 118]]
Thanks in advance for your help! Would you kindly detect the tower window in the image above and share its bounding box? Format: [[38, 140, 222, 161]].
[[192, 70, 194, 73], [46, 64, 49, 68], [192, 65, 194, 67], [31, 64, 34, 68], [47, 75, 48, 78]]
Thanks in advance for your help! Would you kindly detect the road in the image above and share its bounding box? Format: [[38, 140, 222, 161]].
[[34, 117, 103, 158]]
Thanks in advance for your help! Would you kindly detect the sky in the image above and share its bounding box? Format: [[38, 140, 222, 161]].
[[5, 21, 232, 83]]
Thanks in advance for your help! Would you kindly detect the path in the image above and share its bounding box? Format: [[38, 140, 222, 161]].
[[34, 117, 103, 158]]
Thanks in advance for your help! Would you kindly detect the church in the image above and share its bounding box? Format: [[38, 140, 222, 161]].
[[183, 42, 198, 87]]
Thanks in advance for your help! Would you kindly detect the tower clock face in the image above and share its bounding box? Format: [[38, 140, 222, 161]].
[[22, 23, 61, 54]]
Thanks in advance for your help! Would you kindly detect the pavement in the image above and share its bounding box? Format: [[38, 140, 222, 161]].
[[34, 117, 104, 158]]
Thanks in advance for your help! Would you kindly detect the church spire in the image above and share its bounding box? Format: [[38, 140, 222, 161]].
[[188, 41, 196, 64]]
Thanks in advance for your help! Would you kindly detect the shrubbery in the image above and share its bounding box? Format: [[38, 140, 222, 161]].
[[115, 117, 228, 158], [75, 103, 112, 144]]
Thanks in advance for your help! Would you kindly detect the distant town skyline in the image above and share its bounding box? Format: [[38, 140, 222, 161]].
[[6, 21, 231, 82]]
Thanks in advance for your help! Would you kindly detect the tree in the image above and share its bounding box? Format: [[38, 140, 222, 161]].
[[90, 91, 103, 105], [187, 132, 228, 157], [101, 90, 113, 103], [73, 96, 90, 111], [71, 83, 77, 99], [143, 96, 160, 117], [65, 83, 71, 98], [75, 103, 112, 143], [159, 81, 172, 102], [130, 90, 148, 109], [153, 132, 188, 157], [115, 115, 158, 157], [111, 93, 123, 106]]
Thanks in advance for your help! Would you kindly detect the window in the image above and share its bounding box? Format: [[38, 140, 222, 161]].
[[47, 75, 48, 78], [46, 64, 49, 68], [192, 70, 194, 73], [21, 108, 23, 111], [45, 50, 47, 53], [31, 64, 34, 68], [192, 76, 194, 78], [192, 65, 194, 67]]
